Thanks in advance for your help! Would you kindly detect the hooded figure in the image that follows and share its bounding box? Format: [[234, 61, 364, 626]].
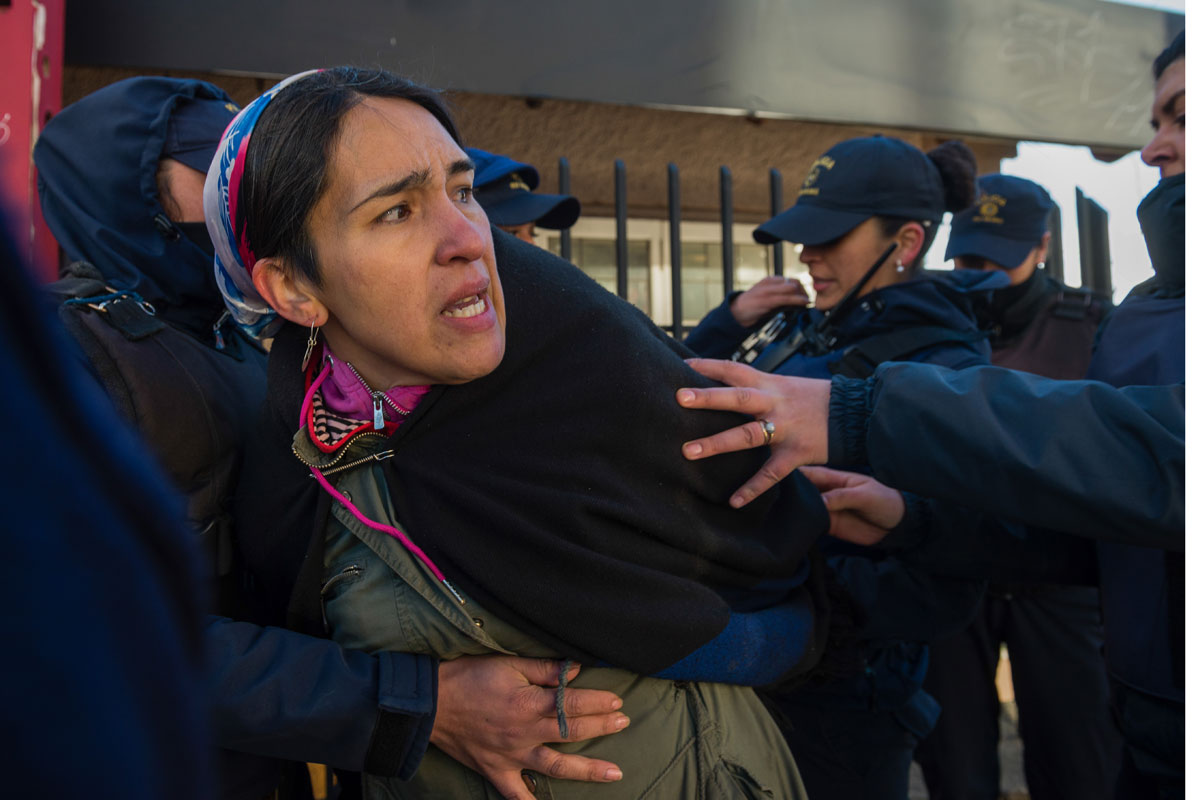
[[35, 77, 239, 342]]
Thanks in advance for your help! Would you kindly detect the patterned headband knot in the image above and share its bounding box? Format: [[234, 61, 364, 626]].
[[203, 69, 320, 340]]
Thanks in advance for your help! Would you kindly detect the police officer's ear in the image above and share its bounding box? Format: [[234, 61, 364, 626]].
[[1033, 231, 1051, 265], [892, 221, 926, 268], [252, 257, 330, 328]]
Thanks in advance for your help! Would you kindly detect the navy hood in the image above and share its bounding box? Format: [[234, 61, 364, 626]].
[[35, 77, 238, 339]]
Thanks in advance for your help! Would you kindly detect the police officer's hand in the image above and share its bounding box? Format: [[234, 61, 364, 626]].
[[677, 358, 830, 507], [729, 275, 809, 327], [799, 466, 904, 545], [432, 656, 627, 800]]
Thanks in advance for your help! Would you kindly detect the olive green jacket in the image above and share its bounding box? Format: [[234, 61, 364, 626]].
[[300, 430, 807, 800]]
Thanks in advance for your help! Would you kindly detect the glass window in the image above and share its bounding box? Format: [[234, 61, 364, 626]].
[[678, 242, 772, 322], [548, 237, 652, 316]]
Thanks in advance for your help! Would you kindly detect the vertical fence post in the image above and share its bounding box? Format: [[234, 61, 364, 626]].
[[614, 159, 628, 300], [557, 156, 572, 263], [668, 163, 683, 339], [769, 168, 784, 276], [719, 165, 734, 296]]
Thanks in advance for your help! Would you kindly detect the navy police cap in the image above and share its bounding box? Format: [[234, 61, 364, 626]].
[[945, 174, 1053, 270], [466, 147, 581, 230], [163, 95, 240, 174], [754, 135, 946, 246]]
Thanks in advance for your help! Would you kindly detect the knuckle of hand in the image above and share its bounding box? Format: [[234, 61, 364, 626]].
[[500, 724, 528, 746], [541, 752, 572, 778], [734, 387, 754, 407], [740, 424, 759, 448]]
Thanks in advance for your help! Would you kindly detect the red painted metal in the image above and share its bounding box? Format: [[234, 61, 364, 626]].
[[0, 0, 64, 281]]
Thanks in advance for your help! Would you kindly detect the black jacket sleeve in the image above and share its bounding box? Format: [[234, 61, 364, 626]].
[[825, 551, 986, 643], [206, 617, 436, 778], [828, 363, 1184, 550], [876, 494, 1099, 586]]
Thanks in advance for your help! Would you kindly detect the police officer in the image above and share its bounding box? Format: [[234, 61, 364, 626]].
[[466, 146, 580, 244], [915, 175, 1121, 800], [685, 134, 1003, 800], [678, 30, 1186, 800]]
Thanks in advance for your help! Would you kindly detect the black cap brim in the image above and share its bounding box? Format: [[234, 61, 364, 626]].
[[479, 190, 580, 230], [753, 202, 872, 246], [944, 230, 1039, 270]]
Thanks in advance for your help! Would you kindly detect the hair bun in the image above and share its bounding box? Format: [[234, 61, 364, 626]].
[[926, 140, 978, 214]]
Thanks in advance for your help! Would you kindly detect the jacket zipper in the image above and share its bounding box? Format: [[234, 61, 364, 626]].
[[344, 360, 410, 430], [317, 449, 395, 478], [292, 431, 388, 472]]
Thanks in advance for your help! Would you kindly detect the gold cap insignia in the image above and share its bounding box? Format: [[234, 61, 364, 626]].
[[973, 193, 1006, 224], [798, 156, 835, 198]]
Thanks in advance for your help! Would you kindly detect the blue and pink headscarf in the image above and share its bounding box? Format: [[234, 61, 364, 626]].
[[203, 69, 319, 340]]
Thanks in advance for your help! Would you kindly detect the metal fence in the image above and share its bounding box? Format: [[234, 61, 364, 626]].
[[553, 157, 1111, 338], [555, 158, 792, 339]]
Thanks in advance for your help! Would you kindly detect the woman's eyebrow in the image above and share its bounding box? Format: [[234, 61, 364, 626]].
[[448, 158, 475, 178], [350, 168, 432, 213]]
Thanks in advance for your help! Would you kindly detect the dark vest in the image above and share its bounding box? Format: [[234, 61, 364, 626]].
[[49, 262, 276, 799], [987, 271, 1108, 380], [47, 262, 268, 612]]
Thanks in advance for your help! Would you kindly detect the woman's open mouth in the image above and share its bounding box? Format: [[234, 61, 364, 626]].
[[442, 293, 487, 319]]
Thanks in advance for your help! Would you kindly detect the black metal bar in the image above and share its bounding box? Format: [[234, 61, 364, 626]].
[[615, 159, 628, 300], [1044, 202, 1065, 283], [668, 163, 683, 339], [720, 165, 734, 295], [1076, 188, 1112, 297], [769, 168, 784, 276], [558, 156, 572, 263]]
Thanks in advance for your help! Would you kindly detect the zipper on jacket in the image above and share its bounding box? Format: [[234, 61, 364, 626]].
[[315, 449, 395, 478], [320, 564, 364, 631], [344, 360, 410, 430], [212, 309, 231, 350], [292, 431, 387, 472]]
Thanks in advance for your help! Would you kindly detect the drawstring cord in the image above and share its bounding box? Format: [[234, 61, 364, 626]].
[[302, 358, 463, 601], [556, 659, 575, 739]]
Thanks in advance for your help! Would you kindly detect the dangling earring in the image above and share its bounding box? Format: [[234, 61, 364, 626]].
[[301, 319, 319, 370], [896, 260, 906, 273]]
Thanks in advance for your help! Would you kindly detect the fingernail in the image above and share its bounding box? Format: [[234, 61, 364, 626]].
[[683, 443, 701, 458], [678, 389, 695, 404], [615, 714, 630, 730], [605, 768, 623, 781], [730, 495, 745, 508], [610, 699, 623, 710]]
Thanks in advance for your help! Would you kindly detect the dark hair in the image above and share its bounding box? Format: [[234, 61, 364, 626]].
[[237, 67, 461, 287], [878, 139, 977, 266], [1153, 30, 1185, 80]]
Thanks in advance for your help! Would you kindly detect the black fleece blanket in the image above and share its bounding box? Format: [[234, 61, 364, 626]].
[[235, 232, 828, 675]]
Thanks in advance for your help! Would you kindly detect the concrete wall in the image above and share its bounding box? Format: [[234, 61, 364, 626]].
[[64, 65, 1018, 224]]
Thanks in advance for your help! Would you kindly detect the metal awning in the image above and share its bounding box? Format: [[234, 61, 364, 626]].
[[66, 0, 1181, 150]]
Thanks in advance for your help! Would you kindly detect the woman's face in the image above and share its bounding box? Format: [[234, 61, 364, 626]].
[[799, 218, 905, 311], [305, 97, 505, 388]]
